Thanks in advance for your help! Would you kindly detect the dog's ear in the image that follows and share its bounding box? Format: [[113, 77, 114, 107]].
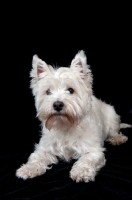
[[31, 55, 50, 78], [70, 50, 93, 86], [30, 55, 51, 95]]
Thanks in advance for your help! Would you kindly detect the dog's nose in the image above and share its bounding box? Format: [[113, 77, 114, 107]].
[[53, 101, 64, 112]]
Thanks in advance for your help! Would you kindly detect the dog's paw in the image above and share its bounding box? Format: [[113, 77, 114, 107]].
[[16, 163, 46, 180], [70, 166, 96, 183], [107, 133, 128, 145]]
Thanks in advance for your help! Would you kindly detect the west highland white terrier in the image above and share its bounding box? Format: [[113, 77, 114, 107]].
[[16, 50, 131, 182]]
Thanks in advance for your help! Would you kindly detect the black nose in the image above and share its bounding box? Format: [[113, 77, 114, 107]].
[[53, 101, 64, 112]]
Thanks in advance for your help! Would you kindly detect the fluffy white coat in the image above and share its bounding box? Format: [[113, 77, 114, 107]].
[[16, 50, 131, 182]]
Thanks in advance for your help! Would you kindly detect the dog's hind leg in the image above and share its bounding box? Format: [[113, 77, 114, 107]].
[[106, 129, 128, 145], [106, 122, 132, 145]]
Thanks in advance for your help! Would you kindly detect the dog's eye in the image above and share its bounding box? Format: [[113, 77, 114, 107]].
[[67, 88, 74, 94], [46, 89, 51, 95]]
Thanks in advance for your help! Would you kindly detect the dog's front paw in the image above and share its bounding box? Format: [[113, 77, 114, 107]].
[[16, 163, 46, 180], [70, 166, 96, 183]]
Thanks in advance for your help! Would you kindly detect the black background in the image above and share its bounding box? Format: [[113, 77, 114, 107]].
[[1, 3, 132, 200]]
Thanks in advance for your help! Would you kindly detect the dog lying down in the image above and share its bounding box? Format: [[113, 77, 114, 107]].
[[16, 50, 132, 182]]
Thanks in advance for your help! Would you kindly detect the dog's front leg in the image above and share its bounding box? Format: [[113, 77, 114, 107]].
[[16, 150, 58, 180], [70, 150, 105, 182]]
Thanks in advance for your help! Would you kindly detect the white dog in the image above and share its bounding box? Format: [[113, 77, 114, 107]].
[[16, 50, 131, 182]]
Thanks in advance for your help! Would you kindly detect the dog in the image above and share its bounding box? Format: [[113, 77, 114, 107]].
[[16, 50, 131, 182]]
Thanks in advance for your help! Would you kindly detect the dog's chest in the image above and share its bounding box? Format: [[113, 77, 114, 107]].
[[49, 131, 87, 160]]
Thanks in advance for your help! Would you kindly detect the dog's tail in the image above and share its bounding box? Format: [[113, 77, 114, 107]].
[[120, 123, 132, 129]]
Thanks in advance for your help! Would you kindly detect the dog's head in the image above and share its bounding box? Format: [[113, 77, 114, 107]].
[[30, 50, 93, 130]]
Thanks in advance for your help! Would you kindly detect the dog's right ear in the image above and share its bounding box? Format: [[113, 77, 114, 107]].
[[31, 55, 50, 79], [30, 55, 51, 95]]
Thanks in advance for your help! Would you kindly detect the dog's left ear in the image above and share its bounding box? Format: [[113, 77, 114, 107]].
[[70, 50, 93, 86]]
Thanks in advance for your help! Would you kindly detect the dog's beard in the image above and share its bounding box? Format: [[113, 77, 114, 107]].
[[38, 111, 77, 130], [45, 114, 75, 130]]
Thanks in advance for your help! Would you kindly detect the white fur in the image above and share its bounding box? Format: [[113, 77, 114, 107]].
[[16, 50, 131, 182]]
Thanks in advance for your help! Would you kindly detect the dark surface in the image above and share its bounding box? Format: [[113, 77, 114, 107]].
[[1, 4, 132, 200], [0, 127, 132, 200]]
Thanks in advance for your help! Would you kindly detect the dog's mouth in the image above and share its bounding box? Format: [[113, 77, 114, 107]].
[[45, 113, 75, 130]]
